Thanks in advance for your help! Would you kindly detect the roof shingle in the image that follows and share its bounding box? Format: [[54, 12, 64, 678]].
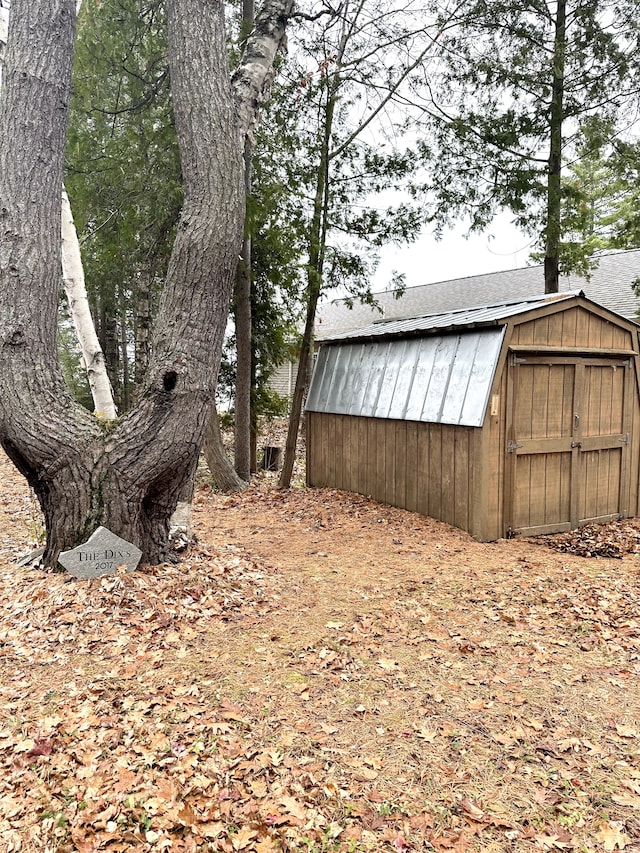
[[315, 249, 640, 341]]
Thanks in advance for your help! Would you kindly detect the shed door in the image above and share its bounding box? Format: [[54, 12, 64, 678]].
[[507, 355, 631, 536]]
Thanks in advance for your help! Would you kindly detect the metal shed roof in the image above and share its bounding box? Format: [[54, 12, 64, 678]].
[[306, 328, 505, 427], [328, 291, 581, 343]]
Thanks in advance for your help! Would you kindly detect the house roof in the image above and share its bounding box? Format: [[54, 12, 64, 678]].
[[314, 249, 640, 341]]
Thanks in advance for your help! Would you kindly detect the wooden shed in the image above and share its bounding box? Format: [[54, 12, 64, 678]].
[[305, 291, 640, 540]]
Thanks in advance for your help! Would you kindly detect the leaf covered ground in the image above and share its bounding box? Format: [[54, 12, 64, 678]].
[[1, 448, 639, 853]]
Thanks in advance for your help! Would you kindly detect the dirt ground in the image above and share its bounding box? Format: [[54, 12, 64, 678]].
[[1, 443, 639, 852]]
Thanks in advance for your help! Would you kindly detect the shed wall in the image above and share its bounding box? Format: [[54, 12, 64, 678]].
[[502, 306, 640, 530], [510, 305, 632, 350], [307, 412, 484, 536], [482, 366, 509, 540]]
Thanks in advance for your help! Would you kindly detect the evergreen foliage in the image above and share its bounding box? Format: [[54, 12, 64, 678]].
[[65, 0, 182, 410], [417, 0, 640, 283]]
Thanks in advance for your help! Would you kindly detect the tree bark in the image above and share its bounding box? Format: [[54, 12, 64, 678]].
[[203, 404, 247, 492], [0, 8, 7, 83], [234, 140, 253, 481], [544, 0, 566, 294], [0, 0, 291, 566], [233, 0, 255, 483], [3, 7, 115, 422], [61, 189, 117, 419]]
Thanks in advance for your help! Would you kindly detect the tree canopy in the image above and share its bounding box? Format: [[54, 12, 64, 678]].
[[414, 0, 640, 289]]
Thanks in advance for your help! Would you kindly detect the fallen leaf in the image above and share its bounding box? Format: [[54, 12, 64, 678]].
[[232, 826, 258, 849], [461, 799, 485, 821], [612, 791, 640, 809], [595, 821, 630, 851], [616, 724, 638, 739], [279, 795, 306, 821]]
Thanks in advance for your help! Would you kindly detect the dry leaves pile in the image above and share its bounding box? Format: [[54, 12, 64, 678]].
[[538, 523, 640, 559], [1, 450, 640, 852]]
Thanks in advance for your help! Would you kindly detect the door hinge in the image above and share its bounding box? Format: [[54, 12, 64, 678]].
[[620, 433, 630, 445], [507, 440, 523, 453], [510, 352, 526, 367]]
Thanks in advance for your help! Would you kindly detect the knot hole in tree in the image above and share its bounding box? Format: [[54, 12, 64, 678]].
[[163, 371, 178, 392]]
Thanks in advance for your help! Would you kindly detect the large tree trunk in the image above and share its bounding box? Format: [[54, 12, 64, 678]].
[[3, 7, 115, 423], [0, 0, 290, 566]]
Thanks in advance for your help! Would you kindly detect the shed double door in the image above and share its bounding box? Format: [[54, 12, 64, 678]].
[[507, 354, 631, 536]]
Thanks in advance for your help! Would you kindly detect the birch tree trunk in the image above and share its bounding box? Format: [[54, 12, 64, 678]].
[[0, 0, 292, 566], [61, 189, 117, 418]]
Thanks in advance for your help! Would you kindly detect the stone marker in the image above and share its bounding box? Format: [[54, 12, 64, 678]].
[[58, 526, 142, 579]]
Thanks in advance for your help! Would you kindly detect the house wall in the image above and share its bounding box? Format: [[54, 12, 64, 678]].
[[269, 360, 298, 400]]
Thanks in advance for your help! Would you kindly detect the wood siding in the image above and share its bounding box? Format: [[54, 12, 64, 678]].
[[510, 305, 632, 350], [506, 306, 640, 535], [307, 412, 483, 536]]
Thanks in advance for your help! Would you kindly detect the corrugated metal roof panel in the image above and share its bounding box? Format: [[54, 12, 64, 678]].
[[306, 328, 505, 427], [329, 291, 581, 342]]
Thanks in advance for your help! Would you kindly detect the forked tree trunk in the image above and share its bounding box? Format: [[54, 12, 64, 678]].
[[0, 0, 291, 566]]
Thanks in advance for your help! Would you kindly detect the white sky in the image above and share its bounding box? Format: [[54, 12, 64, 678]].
[[372, 211, 536, 292]]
